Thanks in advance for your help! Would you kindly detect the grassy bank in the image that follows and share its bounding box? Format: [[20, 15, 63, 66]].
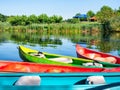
[[0, 21, 101, 32]]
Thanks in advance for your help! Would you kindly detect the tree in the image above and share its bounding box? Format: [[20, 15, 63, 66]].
[[116, 7, 120, 16], [75, 13, 81, 16], [28, 14, 38, 24], [7, 16, 19, 26], [87, 10, 95, 18], [0, 13, 7, 22], [55, 15, 63, 23], [51, 15, 63, 23], [20, 15, 28, 25], [48, 15, 63, 23], [48, 16, 55, 23], [66, 18, 80, 23], [7, 15, 29, 26], [109, 16, 120, 31], [96, 5, 114, 23], [38, 14, 48, 23], [117, 7, 120, 13]]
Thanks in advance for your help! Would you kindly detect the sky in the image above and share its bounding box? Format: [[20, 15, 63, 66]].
[[0, 0, 120, 19]]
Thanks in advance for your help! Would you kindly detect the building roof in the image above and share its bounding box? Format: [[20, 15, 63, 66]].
[[90, 16, 97, 21], [73, 14, 87, 18]]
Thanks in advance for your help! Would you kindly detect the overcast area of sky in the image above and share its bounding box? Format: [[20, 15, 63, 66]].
[[0, 0, 120, 19]]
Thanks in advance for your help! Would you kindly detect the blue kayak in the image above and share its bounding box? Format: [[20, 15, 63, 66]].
[[0, 72, 120, 90]]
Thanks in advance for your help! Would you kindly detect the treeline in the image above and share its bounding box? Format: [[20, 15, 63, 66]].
[[0, 5, 120, 31], [2, 14, 63, 26], [68, 6, 120, 23], [96, 6, 120, 31], [69, 6, 120, 31]]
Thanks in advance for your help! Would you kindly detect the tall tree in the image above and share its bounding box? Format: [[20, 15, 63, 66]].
[[116, 7, 120, 16], [48, 15, 63, 23], [96, 5, 114, 23], [73, 13, 81, 18], [109, 16, 120, 31], [0, 13, 7, 22], [28, 14, 38, 24], [38, 14, 48, 23], [7, 15, 29, 26], [75, 13, 81, 16], [87, 10, 95, 18]]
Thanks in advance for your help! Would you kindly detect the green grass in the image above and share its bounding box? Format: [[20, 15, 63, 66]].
[[0, 21, 101, 31]]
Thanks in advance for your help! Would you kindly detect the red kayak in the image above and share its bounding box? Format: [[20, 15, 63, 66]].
[[103, 67, 120, 72], [76, 44, 120, 67], [0, 60, 104, 73]]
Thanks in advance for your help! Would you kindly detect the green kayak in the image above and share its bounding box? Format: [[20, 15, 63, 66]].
[[18, 45, 109, 68]]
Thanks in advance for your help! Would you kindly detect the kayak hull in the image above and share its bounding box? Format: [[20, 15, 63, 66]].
[[0, 72, 120, 90], [19, 45, 104, 68], [0, 60, 104, 73], [76, 44, 120, 67]]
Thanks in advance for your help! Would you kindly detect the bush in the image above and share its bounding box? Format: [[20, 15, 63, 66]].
[[109, 16, 120, 31]]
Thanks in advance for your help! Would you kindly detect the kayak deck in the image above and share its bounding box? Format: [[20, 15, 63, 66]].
[[0, 72, 120, 85]]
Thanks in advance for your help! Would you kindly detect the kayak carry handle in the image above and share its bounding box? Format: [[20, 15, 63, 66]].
[[86, 82, 120, 90]]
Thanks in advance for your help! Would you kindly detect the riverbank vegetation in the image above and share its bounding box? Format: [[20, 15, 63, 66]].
[[0, 5, 120, 31]]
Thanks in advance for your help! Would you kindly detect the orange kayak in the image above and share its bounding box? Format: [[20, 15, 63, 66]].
[[76, 44, 120, 67], [0, 60, 104, 73]]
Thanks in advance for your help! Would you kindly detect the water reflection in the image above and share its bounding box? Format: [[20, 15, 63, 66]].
[[118, 49, 120, 56], [0, 30, 120, 57]]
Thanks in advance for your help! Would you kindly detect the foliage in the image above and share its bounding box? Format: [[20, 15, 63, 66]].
[[66, 18, 80, 23], [109, 16, 120, 31], [96, 6, 114, 23], [7, 15, 30, 26], [48, 15, 63, 23], [6, 14, 63, 26], [0, 13, 8, 22], [0, 21, 11, 30], [75, 13, 81, 16], [114, 7, 120, 16], [38, 14, 48, 23], [28, 14, 38, 24], [87, 10, 95, 18], [0, 5, 120, 31]]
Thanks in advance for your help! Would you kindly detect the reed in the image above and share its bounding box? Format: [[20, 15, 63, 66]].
[[0, 22, 101, 32]]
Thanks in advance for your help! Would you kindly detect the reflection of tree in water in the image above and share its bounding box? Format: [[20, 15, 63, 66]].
[[97, 38, 120, 53], [97, 41, 112, 53], [118, 49, 120, 56], [99, 23, 120, 53], [101, 22, 112, 41], [0, 30, 120, 55], [39, 38, 62, 45], [10, 31, 62, 46], [0, 32, 10, 43], [101, 29, 111, 41], [117, 41, 120, 56]]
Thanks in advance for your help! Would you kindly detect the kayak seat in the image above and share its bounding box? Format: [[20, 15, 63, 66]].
[[86, 76, 106, 85], [75, 76, 105, 85], [82, 62, 103, 67], [85, 53, 101, 59], [49, 57, 73, 63], [94, 57, 117, 64], [29, 52, 46, 58], [14, 76, 41, 86]]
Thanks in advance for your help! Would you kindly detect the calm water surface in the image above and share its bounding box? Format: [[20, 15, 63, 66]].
[[0, 30, 120, 62]]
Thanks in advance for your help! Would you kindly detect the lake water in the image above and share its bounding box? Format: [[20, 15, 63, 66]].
[[0, 30, 120, 62]]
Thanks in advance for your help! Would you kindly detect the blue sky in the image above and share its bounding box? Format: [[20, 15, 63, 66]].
[[0, 0, 120, 19]]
